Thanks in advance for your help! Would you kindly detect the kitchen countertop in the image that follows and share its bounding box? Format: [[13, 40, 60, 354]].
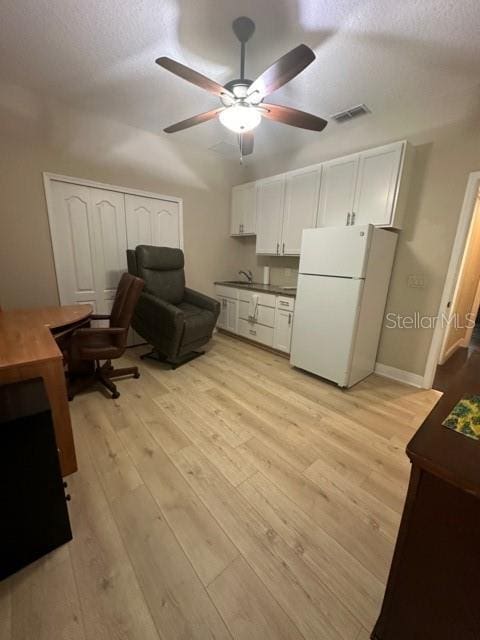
[[215, 281, 297, 297]]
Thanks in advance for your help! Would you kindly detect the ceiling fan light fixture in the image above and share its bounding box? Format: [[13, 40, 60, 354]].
[[219, 103, 261, 133]]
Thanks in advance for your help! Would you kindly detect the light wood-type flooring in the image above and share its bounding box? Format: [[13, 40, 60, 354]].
[[0, 334, 441, 640]]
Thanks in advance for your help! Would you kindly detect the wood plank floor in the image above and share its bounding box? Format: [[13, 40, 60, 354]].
[[0, 334, 441, 640]]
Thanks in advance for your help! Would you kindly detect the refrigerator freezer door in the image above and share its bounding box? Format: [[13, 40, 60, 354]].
[[299, 225, 372, 278], [290, 274, 364, 386]]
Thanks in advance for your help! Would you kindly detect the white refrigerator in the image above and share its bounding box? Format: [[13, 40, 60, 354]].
[[290, 224, 397, 388]]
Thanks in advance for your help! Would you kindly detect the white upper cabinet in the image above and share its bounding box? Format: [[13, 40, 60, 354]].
[[316, 154, 359, 228], [230, 182, 256, 235], [255, 176, 285, 255], [282, 166, 322, 255], [233, 139, 411, 255], [317, 141, 409, 229], [353, 141, 405, 227]]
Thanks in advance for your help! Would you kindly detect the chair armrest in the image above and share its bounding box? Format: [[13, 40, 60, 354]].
[[72, 327, 126, 350], [74, 327, 125, 336], [135, 292, 184, 333], [184, 288, 220, 315], [137, 292, 184, 318]]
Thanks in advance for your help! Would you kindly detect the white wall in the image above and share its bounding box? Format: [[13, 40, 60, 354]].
[[0, 86, 245, 308]]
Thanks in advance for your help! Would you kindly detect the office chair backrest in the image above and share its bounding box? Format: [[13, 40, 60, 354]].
[[110, 273, 144, 332], [134, 245, 186, 305]]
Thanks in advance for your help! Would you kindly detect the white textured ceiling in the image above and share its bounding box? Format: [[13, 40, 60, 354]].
[[1, 0, 479, 159]]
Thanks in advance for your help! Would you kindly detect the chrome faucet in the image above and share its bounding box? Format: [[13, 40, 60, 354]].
[[238, 269, 253, 284]]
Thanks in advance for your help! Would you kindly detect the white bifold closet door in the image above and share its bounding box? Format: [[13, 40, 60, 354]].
[[50, 182, 127, 314], [49, 180, 181, 323]]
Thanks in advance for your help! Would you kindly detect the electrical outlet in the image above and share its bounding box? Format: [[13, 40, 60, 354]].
[[407, 275, 425, 288]]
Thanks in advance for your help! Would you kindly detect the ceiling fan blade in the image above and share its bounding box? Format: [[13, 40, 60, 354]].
[[247, 44, 315, 101], [156, 56, 234, 99], [239, 132, 254, 156], [164, 108, 224, 133], [261, 103, 327, 131]]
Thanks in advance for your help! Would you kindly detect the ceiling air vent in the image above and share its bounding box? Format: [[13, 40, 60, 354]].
[[331, 104, 370, 123]]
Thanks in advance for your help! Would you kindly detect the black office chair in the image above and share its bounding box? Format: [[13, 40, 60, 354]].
[[127, 245, 220, 368]]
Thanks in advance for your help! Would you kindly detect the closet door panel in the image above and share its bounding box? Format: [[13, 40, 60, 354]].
[[152, 200, 180, 247], [50, 181, 100, 308], [90, 188, 128, 311], [125, 195, 181, 249]]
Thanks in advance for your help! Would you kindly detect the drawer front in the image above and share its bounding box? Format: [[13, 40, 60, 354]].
[[238, 301, 275, 327], [276, 296, 295, 311], [238, 290, 276, 308], [215, 285, 239, 299], [238, 318, 274, 347]]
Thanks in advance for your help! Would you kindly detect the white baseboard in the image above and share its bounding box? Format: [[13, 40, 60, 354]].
[[438, 338, 463, 365], [374, 362, 425, 388]]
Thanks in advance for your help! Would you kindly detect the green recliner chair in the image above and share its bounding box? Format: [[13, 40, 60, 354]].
[[127, 245, 220, 368]]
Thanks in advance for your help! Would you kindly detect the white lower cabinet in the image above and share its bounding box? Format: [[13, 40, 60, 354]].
[[237, 318, 274, 347], [273, 296, 295, 353], [238, 301, 275, 327], [217, 296, 237, 333], [216, 286, 294, 353], [273, 310, 293, 353]]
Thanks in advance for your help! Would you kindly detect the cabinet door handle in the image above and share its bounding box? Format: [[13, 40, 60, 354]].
[[288, 313, 292, 326], [351, 212, 356, 225], [346, 212, 351, 226], [276, 242, 279, 255], [282, 242, 285, 254], [249, 329, 256, 335], [279, 301, 289, 306]]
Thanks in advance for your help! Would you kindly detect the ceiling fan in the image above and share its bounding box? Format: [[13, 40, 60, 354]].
[[156, 16, 327, 157]]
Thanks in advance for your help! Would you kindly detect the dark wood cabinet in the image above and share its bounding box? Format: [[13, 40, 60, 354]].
[[0, 378, 72, 580], [373, 355, 480, 639]]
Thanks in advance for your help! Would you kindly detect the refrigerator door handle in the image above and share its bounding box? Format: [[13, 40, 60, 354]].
[[346, 212, 351, 226], [351, 212, 356, 225]]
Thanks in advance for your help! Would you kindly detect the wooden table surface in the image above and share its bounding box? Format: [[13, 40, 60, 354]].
[[0, 304, 92, 476], [0, 305, 92, 368]]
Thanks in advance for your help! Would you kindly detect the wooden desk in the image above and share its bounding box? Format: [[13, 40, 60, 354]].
[[372, 352, 480, 639], [0, 304, 92, 476]]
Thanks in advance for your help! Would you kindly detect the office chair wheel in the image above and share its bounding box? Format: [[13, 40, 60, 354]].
[[134, 372, 140, 379], [111, 391, 120, 399]]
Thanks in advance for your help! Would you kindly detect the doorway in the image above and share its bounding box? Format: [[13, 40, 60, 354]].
[[433, 184, 480, 392]]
